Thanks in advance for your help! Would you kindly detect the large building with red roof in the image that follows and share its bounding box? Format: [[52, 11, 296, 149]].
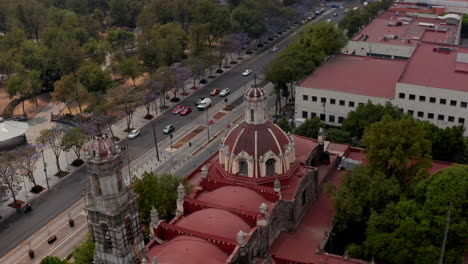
[[343, 7, 461, 60], [295, 41, 468, 135]]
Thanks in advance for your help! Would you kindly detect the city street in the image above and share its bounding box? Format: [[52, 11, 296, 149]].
[[0, 0, 362, 259]]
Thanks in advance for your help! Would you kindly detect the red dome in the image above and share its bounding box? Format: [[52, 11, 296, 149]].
[[147, 236, 228, 264], [246, 86, 265, 98], [175, 208, 250, 239], [223, 120, 290, 158], [197, 186, 270, 212]]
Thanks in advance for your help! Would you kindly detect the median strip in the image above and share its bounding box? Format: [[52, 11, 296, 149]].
[[171, 126, 207, 150]]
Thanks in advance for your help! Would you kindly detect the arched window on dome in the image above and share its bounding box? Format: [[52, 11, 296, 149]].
[[251, 109, 254, 122], [239, 160, 248, 175], [266, 158, 276, 176]]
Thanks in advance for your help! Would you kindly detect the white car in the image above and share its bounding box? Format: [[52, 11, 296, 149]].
[[220, 88, 230, 97], [197, 98, 212, 110], [242, 70, 252, 76], [128, 129, 140, 139]]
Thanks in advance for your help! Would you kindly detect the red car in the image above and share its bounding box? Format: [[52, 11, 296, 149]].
[[172, 105, 185, 114], [180, 107, 192, 116]]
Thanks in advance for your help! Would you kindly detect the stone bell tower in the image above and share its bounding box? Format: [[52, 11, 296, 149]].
[[83, 134, 144, 264]]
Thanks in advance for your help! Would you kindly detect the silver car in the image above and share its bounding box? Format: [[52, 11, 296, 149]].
[[163, 124, 175, 134], [220, 88, 230, 97], [128, 129, 140, 139]]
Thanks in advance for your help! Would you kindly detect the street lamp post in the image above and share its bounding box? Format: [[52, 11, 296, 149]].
[[41, 149, 50, 189], [206, 108, 210, 143], [152, 122, 160, 161], [126, 145, 131, 183], [170, 134, 173, 149], [23, 176, 28, 198]]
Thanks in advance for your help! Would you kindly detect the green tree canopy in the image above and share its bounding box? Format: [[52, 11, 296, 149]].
[[72, 232, 95, 264], [421, 123, 467, 163], [293, 117, 323, 139], [77, 63, 113, 93], [342, 101, 406, 140], [62, 127, 86, 161], [133, 172, 190, 223], [39, 256, 71, 264], [363, 165, 468, 264], [120, 56, 143, 87], [361, 116, 431, 181], [231, 0, 265, 39]]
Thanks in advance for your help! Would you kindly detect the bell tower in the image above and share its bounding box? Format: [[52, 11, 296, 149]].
[[244, 86, 267, 124], [84, 134, 144, 264]]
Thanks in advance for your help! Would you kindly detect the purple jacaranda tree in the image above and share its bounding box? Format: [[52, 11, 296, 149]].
[[265, 16, 286, 39], [189, 57, 208, 87], [80, 111, 119, 138], [231, 32, 250, 59], [141, 79, 161, 118], [293, 4, 308, 21], [170, 63, 192, 99]]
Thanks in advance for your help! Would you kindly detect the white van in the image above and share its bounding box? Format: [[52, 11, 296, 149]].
[[197, 98, 212, 110]]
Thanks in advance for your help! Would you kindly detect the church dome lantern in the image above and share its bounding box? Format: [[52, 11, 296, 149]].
[[219, 86, 296, 178]]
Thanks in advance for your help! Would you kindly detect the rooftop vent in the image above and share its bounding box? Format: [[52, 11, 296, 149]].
[[433, 46, 454, 53]]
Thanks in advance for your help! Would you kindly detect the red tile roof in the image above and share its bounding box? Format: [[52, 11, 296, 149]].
[[398, 42, 468, 92], [196, 186, 271, 212], [146, 236, 228, 264], [270, 170, 344, 263], [175, 208, 251, 240], [352, 10, 458, 46], [299, 55, 407, 99]]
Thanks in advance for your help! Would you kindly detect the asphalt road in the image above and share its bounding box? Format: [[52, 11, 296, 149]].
[[0, 0, 362, 257]]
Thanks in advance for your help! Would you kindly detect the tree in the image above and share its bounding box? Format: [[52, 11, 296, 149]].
[[106, 29, 135, 54], [361, 116, 432, 182], [137, 23, 187, 72], [342, 101, 405, 140], [62, 127, 86, 163], [277, 118, 291, 133], [133, 172, 190, 223], [57, 40, 85, 75], [421, 123, 467, 163], [120, 57, 143, 87], [15, 0, 47, 42], [72, 232, 95, 264], [40, 256, 71, 264], [0, 151, 22, 210], [363, 166, 468, 264], [109, 0, 144, 28], [189, 23, 209, 56], [169, 63, 192, 99], [326, 129, 352, 144], [140, 79, 161, 118], [113, 85, 142, 132], [77, 63, 113, 93], [52, 74, 88, 115], [192, 0, 231, 46], [231, 0, 265, 40], [7, 74, 29, 115], [293, 117, 323, 139], [38, 127, 67, 174], [16, 144, 41, 187]]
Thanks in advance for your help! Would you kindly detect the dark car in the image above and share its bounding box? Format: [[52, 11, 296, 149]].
[[195, 97, 204, 106]]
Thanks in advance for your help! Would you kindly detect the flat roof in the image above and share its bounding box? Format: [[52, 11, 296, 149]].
[[298, 55, 407, 99], [398, 42, 468, 92], [352, 10, 458, 46]]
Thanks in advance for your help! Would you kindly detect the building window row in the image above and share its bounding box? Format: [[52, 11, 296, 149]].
[[302, 95, 360, 108], [407, 109, 465, 124], [399, 93, 467, 108], [301, 111, 344, 124]]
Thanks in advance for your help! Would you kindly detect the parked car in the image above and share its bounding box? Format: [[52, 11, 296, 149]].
[[172, 105, 185, 114], [344, 8, 349, 13], [220, 88, 230, 97], [128, 129, 140, 139], [163, 124, 175, 134], [210, 88, 221, 96], [197, 98, 212, 110], [271, 46, 279, 52], [333, 12, 338, 17], [242, 69, 252, 76], [180, 107, 192, 116], [327, 19, 332, 22], [195, 97, 204, 106]]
